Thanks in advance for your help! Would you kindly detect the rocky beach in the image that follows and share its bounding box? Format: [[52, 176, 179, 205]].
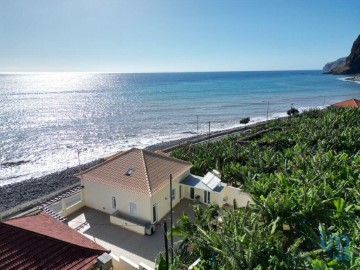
[[0, 159, 103, 212]]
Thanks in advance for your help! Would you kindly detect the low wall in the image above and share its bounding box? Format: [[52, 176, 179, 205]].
[[0, 183, 80, 220], [110, 253, 154, 270], [61, 200, 85, 217], [110, 213, 145, 235], [224, 186, 252, 207]]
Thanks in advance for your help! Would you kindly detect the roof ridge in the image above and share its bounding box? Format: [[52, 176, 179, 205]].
[[77, 148, 135, 177], [78, 147, 192, 179], [141, 149, 153, 196], [142, 148, 193, 166]]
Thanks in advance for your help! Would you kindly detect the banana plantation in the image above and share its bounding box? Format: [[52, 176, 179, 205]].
[[158, 107, 360, 269]]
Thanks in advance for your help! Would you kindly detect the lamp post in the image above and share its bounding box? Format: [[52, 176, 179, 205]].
[[262, 101, 269, 121], [67, 146, 86, 181]]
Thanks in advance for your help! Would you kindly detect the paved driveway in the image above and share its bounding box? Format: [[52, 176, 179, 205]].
[[66, 199, 196, 268]]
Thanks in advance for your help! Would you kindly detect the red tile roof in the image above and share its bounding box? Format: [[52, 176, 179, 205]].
[[79, 148, 192, 196], [1, 211, 108, 270], [332, 98, 360, 108]]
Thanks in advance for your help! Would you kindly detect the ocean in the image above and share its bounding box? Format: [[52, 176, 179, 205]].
[[0, 71, 359, 186]]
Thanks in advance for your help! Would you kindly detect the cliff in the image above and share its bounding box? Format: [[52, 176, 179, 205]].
[[323, 57, 346, 71], [330, 35, 360, 75]]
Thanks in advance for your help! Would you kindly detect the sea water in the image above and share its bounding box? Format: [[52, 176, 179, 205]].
[[0, 71, 359, 185]]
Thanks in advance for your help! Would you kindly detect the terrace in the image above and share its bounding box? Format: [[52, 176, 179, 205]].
[[66, 199, 196, 268]]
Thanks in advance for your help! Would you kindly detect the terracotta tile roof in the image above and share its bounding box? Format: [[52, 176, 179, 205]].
[[79, 148, 192, 196], [332, 98, 360, 108], [0, 211, 107, 270]]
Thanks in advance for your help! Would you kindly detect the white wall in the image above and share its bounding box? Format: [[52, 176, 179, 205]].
[[61, 200, 85, 217], [224, 186, 252, 207], [110, 253, 154, 270], [208, 190, 224, 206], [82, 180, 151, 221], [180, 184, 252, 208], [150, 169, 190, 222]]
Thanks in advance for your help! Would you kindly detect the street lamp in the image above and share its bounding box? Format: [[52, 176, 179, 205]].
[[66, 146, 86, 181], [262, 101, 269, 121]]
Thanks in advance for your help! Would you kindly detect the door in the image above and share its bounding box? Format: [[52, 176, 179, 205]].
[[152, 204, 158, 223], [129, 202, 137, 216], [204, 191, 210, 204], [190, 187, 195, 199]]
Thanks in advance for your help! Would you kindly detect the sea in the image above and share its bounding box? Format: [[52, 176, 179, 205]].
[[1, 70, 359, 186]]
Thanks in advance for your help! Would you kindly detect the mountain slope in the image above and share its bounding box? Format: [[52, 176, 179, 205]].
[[331, 35, 360, 74]]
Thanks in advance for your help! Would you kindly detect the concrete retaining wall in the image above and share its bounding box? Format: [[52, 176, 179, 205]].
[[110, 253, 154, 270]]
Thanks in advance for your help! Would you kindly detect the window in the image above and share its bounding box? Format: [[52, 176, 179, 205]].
[[152, 204, 157, 223], [190, 187, 195, 199], [179, 185, 182, 199], [171, 188, 176, 201], [129, 202, 137, 216], [126, 168, 134, 176], [112, 196, 116, 209]]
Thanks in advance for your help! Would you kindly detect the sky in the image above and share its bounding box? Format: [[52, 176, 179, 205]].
[[0, 0, 359, 73]]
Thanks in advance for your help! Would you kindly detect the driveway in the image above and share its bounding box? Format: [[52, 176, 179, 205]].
[[66, 199, 196, 268]]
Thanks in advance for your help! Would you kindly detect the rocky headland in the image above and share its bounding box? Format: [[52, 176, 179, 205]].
[[323, 57, 346, 71], [328, 35, 360, 75]]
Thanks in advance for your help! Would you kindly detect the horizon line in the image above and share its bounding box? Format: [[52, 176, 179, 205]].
[[0, 68, 322, 75]]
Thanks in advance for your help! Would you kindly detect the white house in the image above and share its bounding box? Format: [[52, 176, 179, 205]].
[[78, 148, 251, 235]]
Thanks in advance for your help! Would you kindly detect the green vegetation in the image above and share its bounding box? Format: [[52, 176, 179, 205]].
[[159, 107, 360, 269], [287, 107, 299, 117], [240, 117, 250, 128]]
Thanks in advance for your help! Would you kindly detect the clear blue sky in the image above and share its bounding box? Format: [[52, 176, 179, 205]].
[[1, 0, 359, 72]]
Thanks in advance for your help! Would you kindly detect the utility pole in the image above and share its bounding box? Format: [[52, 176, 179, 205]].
[[76, 148, 83, 180], [163, 220, 169, 270], [208, 121, 210, 137], [169, 174, 174, 264], [67, 146, 85, 181]]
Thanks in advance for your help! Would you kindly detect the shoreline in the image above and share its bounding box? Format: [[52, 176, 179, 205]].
[[0, 118, 275, 213]]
